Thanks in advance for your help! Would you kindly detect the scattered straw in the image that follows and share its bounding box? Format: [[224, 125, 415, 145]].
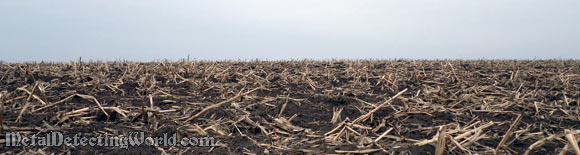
[[495, 114, 523, 154]]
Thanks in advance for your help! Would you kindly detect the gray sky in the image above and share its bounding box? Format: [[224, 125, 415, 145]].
[[1, 0, 579, 62]]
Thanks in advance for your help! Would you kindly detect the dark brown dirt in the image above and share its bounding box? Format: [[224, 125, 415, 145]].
[[1, 60, 579, 154]]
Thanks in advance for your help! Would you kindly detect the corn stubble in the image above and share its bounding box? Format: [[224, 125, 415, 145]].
[[0, 60, 580, 154]]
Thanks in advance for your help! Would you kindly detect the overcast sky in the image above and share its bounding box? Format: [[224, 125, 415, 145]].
[[1, 0, 579, 62]]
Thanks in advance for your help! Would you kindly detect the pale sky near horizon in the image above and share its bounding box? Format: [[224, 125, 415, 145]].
[[1, 1, 579, 62]]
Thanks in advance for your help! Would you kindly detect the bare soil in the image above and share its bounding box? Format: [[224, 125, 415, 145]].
[[1, 60, 580, 154]]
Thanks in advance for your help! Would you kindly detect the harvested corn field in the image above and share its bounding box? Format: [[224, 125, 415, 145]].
[[1, 60, 580, 154]]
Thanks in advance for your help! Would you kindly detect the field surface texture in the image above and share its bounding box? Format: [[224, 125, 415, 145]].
[[1, 60, 580, 154]]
